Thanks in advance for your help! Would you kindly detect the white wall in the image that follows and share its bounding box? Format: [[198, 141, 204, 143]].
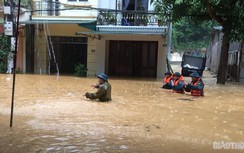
[[58, 0, 98, 17], [98, 0, 153, 10], [59, 0, 97, 6], [98, 0, 116, 9]]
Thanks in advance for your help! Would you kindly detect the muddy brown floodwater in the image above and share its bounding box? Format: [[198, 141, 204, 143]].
[[0, 72, 244, 153]]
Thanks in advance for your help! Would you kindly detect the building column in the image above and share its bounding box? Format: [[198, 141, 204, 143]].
[[34, 28, 48, 74], [87, 37, 98, 76]]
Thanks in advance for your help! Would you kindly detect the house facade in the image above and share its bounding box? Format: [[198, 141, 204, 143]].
[[17, 0, 168, 78], [206, 27, 244, 83]]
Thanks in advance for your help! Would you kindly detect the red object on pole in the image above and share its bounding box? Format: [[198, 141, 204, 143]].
[[10, 0, 21, 127]]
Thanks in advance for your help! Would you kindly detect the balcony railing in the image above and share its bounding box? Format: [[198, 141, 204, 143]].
[[34, 0, 59, 16], [32, 1, 162, 27], [97, 10, 161, 26]]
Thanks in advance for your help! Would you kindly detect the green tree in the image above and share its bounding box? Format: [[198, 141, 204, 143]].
[[20, 0, 33, 8], [151, 0, 244, 84], [0, 34, 11, 73], [172, 17, 213, 52]]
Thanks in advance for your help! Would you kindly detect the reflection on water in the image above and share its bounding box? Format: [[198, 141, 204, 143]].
[[0, 73, 244, 153]]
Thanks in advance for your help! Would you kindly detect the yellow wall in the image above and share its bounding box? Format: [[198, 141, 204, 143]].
[[17, 29, 25, 72], [32, 23, 167, 78], [33, 24, 90, 74], [45, 24, 89, 36], [89, 34, 167, 78], [87, 37, 98, 76], [34, 30, 48, 74]]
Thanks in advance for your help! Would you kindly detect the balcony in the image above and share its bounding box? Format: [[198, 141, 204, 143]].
[[32, 1, 161, 26], [97, 9, 162, 27], [31, 1, 167, 35], [92, 9, 168, 35]]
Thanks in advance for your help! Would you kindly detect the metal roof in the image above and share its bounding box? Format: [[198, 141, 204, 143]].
[[19, 19, 168, 35], [19, 20, 96, 24], [76, 25, 168, 35]]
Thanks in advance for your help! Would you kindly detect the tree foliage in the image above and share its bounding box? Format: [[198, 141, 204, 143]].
[[172, 17, 213, 52], [19, 0, 32, 8], [0, 34, 11, 73], [151, 0, 244, 84], [152, 0, 244, 41]]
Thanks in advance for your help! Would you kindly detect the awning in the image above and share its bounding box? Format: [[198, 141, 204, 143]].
[[76, 25, 168, 35], [78, 21, 97, 31], [20, 20, 96, 25], [76, 31, 167, 35], [20, 19, 167, 36]]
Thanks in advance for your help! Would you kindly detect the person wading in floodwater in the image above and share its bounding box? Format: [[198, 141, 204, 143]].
[[161, 71, 174, 89], [172, 72, 185, 94], [85, 73, 112, 102], [185, 72, 204, 96]]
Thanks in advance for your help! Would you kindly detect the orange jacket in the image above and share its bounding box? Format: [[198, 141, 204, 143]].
[[190, 78, 204, 96], [163, 75, 173, 83], [173, 76, 185, 93]]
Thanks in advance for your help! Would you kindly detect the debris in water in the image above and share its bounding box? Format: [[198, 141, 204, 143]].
[[119, 145, 128, 150], [177, 98, 195, 101]]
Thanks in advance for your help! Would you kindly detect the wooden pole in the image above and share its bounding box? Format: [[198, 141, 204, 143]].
[[10, 0, 21, 127]]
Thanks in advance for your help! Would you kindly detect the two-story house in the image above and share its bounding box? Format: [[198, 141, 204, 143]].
[[18, 0, 168, 78]]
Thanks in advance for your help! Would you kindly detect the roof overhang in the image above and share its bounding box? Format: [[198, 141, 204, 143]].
[[20, 20, 96, 24], [76, 31, 167, 35], [19, 19, 168, 36], [76, 25, 168, 36], [20, 15, 96, 24]]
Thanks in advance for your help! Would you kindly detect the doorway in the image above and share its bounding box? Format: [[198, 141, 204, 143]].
[[109, 40, 158, 78], [48, 36, 87, 75]]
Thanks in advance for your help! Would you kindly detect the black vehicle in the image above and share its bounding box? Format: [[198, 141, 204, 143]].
[[181, 52, 206, 76]]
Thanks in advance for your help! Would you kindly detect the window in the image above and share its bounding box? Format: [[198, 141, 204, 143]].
[[123, 0, 148, 11], [122, 0, 149, 26]]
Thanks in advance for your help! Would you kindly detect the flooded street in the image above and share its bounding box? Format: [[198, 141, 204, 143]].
[[0, 72, 244, 153]]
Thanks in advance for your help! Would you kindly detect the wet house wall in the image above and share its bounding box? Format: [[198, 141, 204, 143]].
[[18, 0, 168, 78], [206, 27, 244, 83]]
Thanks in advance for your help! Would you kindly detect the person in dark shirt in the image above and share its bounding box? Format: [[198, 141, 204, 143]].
[[162, 71, 173, 89], [85, 73, 112, 102], [172, 72, 185, 94], [185, 72, 204, 96]]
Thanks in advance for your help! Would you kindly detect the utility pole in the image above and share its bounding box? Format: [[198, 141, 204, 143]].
[[3, 0, 21, 127], [10, 0, 21, 128]]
